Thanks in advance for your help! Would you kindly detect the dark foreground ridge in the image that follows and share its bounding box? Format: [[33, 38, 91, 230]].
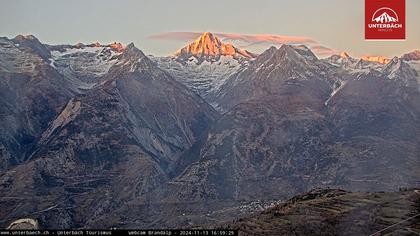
[[222, 188, 420, 236]]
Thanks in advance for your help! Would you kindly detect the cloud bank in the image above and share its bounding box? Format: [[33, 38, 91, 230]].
[[147, 32, 336, 57]]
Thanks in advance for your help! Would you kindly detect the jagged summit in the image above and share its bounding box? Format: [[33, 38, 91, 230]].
[[260, 44, 319, 65], [292, 45, 318, 61], [247, 44, 321, 73], [70, 42, 125, 52], [115, 42, 154, 72], [328, 51, 354, 60], [340, 52, 350, 58], [326, 51, 390, 65], [11, 34, 51, 60], [325, 51, 358, 68], [13, 34, 39, 41], [382, 56, 418, 84], [174, 32, 256, 62], [122, 42, 145, 57]]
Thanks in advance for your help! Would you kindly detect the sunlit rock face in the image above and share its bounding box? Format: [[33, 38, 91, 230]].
[[174, 32, 255, 62], [361, 55, 390, 64]]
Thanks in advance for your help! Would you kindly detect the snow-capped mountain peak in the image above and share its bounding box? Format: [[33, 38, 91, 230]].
[[325, 52, 355, 65], [253, 44, 319, 64], [174, 32, 255, 63], [381, 56, 418, 87], [152, 32, 256, 107], [12, 34, 52, 61], [49, 42, 127, 85], [119, 42, 146, 59]]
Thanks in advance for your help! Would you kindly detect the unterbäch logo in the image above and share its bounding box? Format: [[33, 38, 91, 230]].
[[368, 7, 402, 30], [365, 0, 405, 40], [372, 8, 398, 23]]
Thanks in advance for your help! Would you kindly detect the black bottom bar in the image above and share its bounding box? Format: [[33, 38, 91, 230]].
[[0, 230, 238, 236]]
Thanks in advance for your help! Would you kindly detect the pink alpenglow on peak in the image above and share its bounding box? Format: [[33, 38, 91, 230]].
[[108, 42, 125, 52], [175, 32, 256, 61], [361, 55, 390, 64], [340, 52, 351, 58]]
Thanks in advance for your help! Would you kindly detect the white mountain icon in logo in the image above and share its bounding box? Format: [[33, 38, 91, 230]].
[[372, 7, 399, 23]]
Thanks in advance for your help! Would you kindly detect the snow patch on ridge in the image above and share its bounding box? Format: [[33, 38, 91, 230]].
[[50, 46, 121, 78], [152, 55, 245, 106]]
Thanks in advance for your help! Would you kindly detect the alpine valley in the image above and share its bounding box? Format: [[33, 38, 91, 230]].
[[0, 32, 419, 234]]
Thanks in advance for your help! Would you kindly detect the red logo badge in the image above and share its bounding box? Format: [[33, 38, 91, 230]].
[[365, 0, 405, 40]]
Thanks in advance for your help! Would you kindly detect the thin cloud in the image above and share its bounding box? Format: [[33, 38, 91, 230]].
[[148, 32, 316, 45], [147, 31, 337, 57], [148, 32, 202, 41], [310, 45, 338, 56], [216, 33, 317, 45]]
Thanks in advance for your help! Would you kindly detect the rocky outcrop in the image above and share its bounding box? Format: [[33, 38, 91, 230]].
[[7, 218, 39, 230]]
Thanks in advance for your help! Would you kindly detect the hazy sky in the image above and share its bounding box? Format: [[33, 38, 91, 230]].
[[1, 0, 419, 57]]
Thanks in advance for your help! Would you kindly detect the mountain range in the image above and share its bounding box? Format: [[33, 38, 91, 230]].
[[0, 32, 419, 232]]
